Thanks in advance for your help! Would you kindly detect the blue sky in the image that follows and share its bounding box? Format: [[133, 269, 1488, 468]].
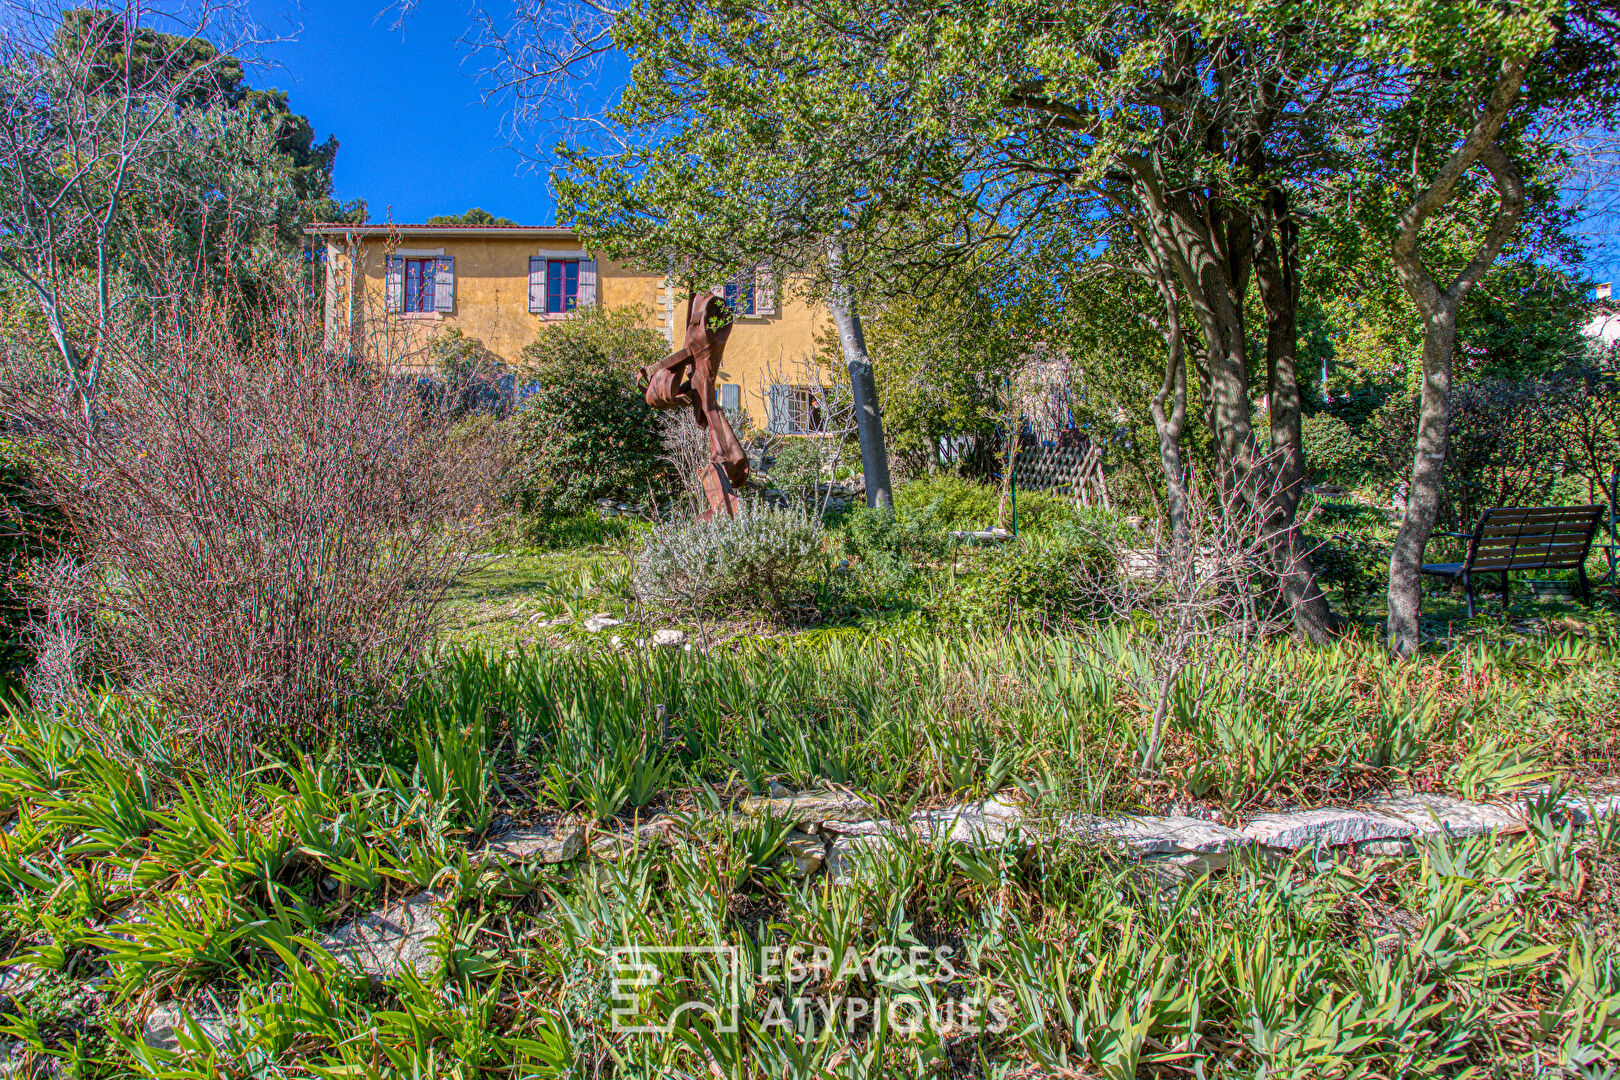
[[245, 1, 563, 225]]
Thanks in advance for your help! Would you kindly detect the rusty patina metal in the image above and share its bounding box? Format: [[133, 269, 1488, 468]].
[[639, 287, 748, 517]]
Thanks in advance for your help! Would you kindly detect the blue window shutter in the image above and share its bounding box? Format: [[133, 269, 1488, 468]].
[[528, 257, 545, 313], [434, 256, 454, 312], [384, 255, 403, 313], [720, 383, 740, 411]]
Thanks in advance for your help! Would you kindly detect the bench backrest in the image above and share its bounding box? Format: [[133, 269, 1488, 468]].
[[1467, 505, 1605, 572]]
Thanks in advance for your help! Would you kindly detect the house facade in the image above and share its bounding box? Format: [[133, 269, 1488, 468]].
[[306, 223, 829, 432]]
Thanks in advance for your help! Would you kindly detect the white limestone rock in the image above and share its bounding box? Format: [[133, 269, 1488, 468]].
[[1241, 807, 1418, 850], [739, 790, 879, 830], [318, 891, 443, 985], [1062, 813, 1249, 871], [591, 819, 673, 861], [1361, 792, 1522, 839], [909, 793, 1024, 845], [583, 613, 623, 633], [481, 821, 585, 864], [1554, 791, 1620, 825], [775, 830, 826, 878], [651, 628, 688, 648], [824, 835, 899, 885]]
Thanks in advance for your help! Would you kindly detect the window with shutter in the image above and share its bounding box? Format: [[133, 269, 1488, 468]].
[[719, 383, 740, 411], [768, 385, 790, 434], [724, 276, 755, 316], [547, 260, 580, 313], [403, 257, 439, 313], [754, 265, 776, 316]]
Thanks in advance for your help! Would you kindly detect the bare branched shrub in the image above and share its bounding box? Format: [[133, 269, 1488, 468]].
[[21, 555, 91, 711], [8, 267, 508, 768], [1079, 459, 1297, 776]]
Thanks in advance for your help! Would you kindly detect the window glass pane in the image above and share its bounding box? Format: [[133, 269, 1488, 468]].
[[564, 260, 578, 309], [548, 260, 562, 314], [405, 260, 420, 312]]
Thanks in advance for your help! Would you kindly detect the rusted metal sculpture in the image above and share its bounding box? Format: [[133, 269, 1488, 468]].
[[639, 287, 748, 518]]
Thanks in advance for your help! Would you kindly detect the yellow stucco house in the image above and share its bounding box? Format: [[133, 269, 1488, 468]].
[[306, 222, 830, 433]]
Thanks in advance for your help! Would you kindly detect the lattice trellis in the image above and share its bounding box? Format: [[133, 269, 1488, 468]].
[[1010, 445, 1110, 509]]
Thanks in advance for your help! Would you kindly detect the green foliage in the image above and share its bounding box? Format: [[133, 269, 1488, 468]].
[[950, 533, 1112, 628], [893, 474, 1085, 538], [839, 505, 948, 592], [767, 438, 828, 507], [1300, 412, 1365, 484], [633, 505, 826, 619], [511, 307, 670, 518], [0, 619, 1616, 1075], [1304, 502, 1393, 622]]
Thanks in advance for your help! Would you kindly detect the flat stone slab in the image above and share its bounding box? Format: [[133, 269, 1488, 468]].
[[318, 891, 442, 985], [909, 794, 1023, 844], [738, 791, 878, 829], [1241, 807, 1418, 850], [1555, 791, 1620, 825], [1064, 813, 1248, 855], [481, 822, 584, 864], [1361, 793, 1522, 839], [590, 819, 672, 861], [582, 614, 623, 633]]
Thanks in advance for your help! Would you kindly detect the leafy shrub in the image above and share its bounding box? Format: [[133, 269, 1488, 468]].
[[1300, 412, 1364, 483], [1364, 379, 1562, 529], [1302, 500, 1393, 621], [512, 307, 669, 517], [768, 438, 831, 508], [633, 504, 825, 618], [950, 533, 1111, 626], [839, 505, 948, 592], [893, 474, 1079, 536], [428, 328, 506, 417]]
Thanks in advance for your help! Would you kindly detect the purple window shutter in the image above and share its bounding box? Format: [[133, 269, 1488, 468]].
[[434, 256, 454, 312], [528, 257, 545, 313], [384, 255, 403, 313]]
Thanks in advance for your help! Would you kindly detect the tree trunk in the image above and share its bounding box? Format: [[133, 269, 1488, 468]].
[[826, 237, 893, 509], [1387, 59, 1529, 657], [1255, 190, 1335, 642], [1146, 262, 1190, 552], [1130, 168, 1334, 640]]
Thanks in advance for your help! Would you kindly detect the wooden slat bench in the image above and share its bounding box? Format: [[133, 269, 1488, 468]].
[[1421, 505, 1605, 617]]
